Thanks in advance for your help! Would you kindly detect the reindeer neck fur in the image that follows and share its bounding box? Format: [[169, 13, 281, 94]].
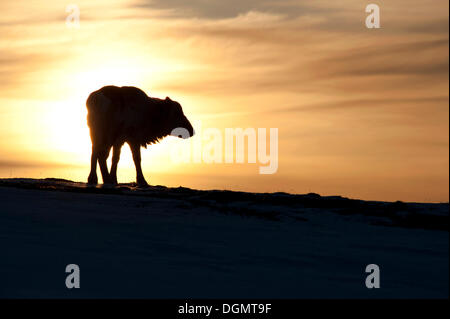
[[141, 98, 173, 147]]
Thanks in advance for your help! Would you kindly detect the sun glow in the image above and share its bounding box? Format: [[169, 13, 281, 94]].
[[49, 67, 135, 157], [41, 53, 179, 182]]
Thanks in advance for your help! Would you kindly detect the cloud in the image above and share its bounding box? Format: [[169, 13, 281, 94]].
[[0, 160, 78, 169], [132, 0, 322, 19], [153, 35, 448, 100], [277, 96, 450, 113], [314, 39, 449, 78]]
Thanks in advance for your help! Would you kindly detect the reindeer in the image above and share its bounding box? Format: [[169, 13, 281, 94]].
[[86, 85, 194, 186]]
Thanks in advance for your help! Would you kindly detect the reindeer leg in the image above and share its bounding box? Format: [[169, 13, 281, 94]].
[[98, 146, 112, 185], [129, 142, 148, 187], [110, 143, 122, 185], [87, 145, 98, 185]]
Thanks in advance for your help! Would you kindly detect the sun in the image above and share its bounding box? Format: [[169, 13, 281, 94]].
[[44, 58, 147, 164]]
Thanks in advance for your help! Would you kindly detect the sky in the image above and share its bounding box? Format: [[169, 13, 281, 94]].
[[0, 0, 448, 202]]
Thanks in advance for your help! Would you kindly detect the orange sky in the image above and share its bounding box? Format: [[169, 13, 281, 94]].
[[0, 0, 448, 202]]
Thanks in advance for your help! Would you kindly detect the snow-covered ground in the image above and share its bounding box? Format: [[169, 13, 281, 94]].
[[0, 178, 448, 298]]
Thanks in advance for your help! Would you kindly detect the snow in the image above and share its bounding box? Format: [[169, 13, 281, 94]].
[[0, 178, 448, 298]]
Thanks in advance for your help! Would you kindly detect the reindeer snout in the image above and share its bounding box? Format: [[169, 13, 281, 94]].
[[183, 117, 194, 138]]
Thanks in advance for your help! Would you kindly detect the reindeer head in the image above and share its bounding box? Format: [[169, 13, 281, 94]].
[[164, 97, 194, 139]]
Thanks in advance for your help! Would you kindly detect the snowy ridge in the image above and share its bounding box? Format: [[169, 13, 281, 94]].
[[0, 178, 448, 231], [0, 178, 448, 298]]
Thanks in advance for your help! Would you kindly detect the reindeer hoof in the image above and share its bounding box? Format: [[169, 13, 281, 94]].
[[87, 174, 98, 185], [137, 180, 149, 188]]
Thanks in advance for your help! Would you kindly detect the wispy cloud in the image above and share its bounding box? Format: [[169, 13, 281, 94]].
[[131, 0, 320, 19]]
